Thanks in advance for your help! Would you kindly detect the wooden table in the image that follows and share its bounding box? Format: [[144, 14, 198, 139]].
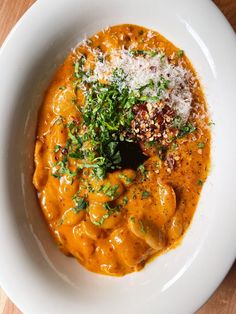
[[0, 0, 235, 313]]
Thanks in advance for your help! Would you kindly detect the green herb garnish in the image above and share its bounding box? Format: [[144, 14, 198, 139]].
[[130, 216, 135, 223], [99, 183, 119, 199], [92, 202, 121, 226], [59, 86, 66, 90], [54, 145, 61, 153], [177, 123, 196, 138], [177, 50, 184, 57], [52, 172, 61, 179], [77, 79, 137, 177], [74, 55, 87, 80], [139, 219, 146, 233], [119, 173, 134, 185], [172, 116, 184, 129], [138, 164, 147, 176], [208, 121, 215, 126], [72, 196, 88, 213], [197, 179, 204, 186], [141, 190, 150, 199], [123, 196, 128, 205], [160, 52, 165, 61], [197, 142, 205, 149]]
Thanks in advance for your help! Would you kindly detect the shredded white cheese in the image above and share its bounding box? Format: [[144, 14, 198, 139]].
[[90, 49, 194, 122]]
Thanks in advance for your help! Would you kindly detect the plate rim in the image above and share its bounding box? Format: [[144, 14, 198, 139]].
[[0, 0, 236, 313]]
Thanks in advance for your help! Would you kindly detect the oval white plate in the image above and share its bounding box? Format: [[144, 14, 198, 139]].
[[0, 0, 236, 313]]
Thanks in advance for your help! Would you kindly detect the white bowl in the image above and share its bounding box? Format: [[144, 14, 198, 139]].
[[0, 0, 236, 313]]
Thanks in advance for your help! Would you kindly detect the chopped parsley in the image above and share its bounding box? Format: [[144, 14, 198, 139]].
[[99, 183, 119, 199], [52, 160, 77, 179], [171, 142, 179, 151], [99, 182, 111, 193], [52, 172, 61, 179], [59, 86, 66, 90], [92, 212, 110, 226], [157, 76, 170, 96], [54, 145, 61, 153], [197, 142, 205, 149], [139, 219, 146, 233], [130, 216, 135, 223], [138, 164, 148, 178], [141, 190, 150, 199], [74, 55, 87, 80], [123, 196, 128, 205], [119, 173, 134, 185], [197, 179, 204, 186], [72, 195, 88, 213], [177, 50, 184, 57], [92, 202, 121, 226], [208, 121, 215, 126], [177, 123, 196, 138], [160, 52, 165, 61], [78, 78, 138, 177], [172, 116, 184, 129]]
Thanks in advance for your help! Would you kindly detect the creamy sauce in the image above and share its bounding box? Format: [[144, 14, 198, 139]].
[[33, 24, 211, 276]]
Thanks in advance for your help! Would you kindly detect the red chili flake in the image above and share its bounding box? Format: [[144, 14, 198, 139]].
[[131, 103, 176, 146]]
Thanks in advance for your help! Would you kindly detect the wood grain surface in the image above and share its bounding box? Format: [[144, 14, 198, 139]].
[[0, 0, 235, 313]]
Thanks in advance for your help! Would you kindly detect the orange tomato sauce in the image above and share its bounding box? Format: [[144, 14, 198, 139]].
[[33, 25, 210, 276]]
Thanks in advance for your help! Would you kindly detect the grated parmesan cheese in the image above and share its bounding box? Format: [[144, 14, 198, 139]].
[[90, 49, 193, 122]]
